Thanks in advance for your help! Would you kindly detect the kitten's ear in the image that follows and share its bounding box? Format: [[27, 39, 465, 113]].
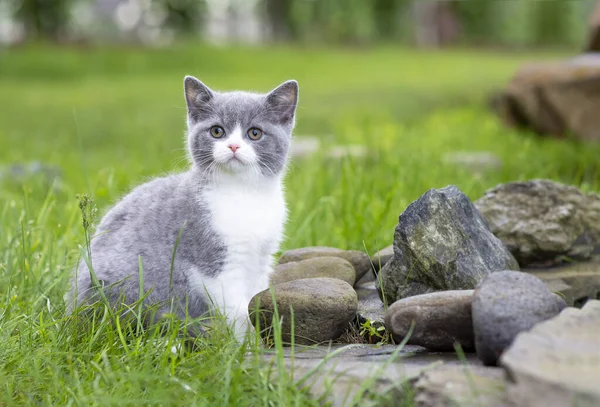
[[265, 80, 299, 125], [184, 76, 213, 119]]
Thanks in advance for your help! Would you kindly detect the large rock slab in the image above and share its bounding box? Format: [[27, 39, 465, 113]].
[[490, 56, 600, 142], [414, 365, 512, 407], [475, 179, 600, 267], [249, 277, 357, 346], [279, 246, 372, 284], [260, 344, 484, 407], [501, 300, 600, 407], [385, 290, 474, 351], [472, 271, 567, 366], [378, 185, 519, 302], [269, 257, 355, 286]]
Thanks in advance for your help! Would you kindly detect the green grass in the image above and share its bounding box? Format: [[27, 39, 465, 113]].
[[1, 42, 599, 406]]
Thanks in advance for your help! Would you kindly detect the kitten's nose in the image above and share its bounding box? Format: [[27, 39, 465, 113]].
[[228, 144, 240, 153]]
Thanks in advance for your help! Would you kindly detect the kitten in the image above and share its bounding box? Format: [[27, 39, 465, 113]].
[[67, 76, 299, 340]]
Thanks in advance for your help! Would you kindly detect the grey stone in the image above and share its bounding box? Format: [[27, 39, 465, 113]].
[[248, 277, 357, 346], [355, 281, 386, 342], [279, 246, 372, 284], [371, 245, 394, 272], [543, 278, 575, 307], [472, 271, 567, 366], [269, 257, 355, 286], [527, 255, 600, 307], [501, 300, 600, 407], [385, 290, 474, 351], [260, 344, 483, 407], [378, 185, 519, 302], [414, 365, 512, 407], [475, 179, 600, 267], [354, 267, 375, 286]]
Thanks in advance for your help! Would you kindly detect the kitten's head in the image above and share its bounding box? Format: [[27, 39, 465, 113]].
[[183, 76, 298, 180]]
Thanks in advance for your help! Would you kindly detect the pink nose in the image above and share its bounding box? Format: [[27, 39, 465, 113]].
[[228, 144, 240, 153]]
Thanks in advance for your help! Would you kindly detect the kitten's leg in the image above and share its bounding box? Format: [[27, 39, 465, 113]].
[[225, 303, 254, 343]]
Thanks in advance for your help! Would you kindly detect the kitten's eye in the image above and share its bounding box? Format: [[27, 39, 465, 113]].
[[247, 128, 263, 140], [210, 126, 225, 138]]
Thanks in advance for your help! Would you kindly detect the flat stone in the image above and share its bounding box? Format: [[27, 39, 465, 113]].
[[279, 246, 372, 284], [385, 290, 474, 351], [414, 364, 512, 407], [501, 300, 600, 407], [249, 277, 357, 346], [270, 257, 355, 287], [475, 179, 600, 267], [472, 271, 566, 366], [260, 344, 483, 407], [371, 245, 394, 272], [526, 255, 600, 307], [543, 278, 575, 307], [379, 185, 518, 302]]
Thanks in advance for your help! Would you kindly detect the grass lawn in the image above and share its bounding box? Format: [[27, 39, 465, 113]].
[[1, 42, 599, 406]]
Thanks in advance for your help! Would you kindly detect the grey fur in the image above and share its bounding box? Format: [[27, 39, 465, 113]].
[[66, 77, 299, 331]]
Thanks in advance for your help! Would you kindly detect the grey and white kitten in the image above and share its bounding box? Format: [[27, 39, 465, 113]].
[[67, 76, 299, 339]]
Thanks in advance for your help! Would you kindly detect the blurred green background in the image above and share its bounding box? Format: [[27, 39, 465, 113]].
[[2, 0, 600, 252]]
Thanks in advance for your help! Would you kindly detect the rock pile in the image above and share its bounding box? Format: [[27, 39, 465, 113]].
[[248, 180, 600, 395]]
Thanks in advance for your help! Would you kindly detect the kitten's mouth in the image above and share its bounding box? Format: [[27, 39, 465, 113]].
[[228, 155, 245, 165], [221, 155, 247, 170]]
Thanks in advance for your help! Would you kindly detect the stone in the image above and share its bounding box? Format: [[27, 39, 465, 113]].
[[261, 344, 483, 407], [371, 245, 393, 272], [501, 300, 600, 407], [248, 277, 357, 346], [279, 246, 372, 284], [385, 290, 474, 351], [543, 278, 575, 307], [269, 257, 355, 287], [355, 281, 386, 343], [475, 179, 600, 267], [490, 56, 600, 142], [353, 267, 375, 286], [378, 185, 519, 302], [414, 365, 512, 407], [472, 271, 567, 366], [527, 255, 600, 307]]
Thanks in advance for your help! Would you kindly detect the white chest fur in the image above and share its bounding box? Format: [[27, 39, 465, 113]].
[[194, 175, 287, 335]]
